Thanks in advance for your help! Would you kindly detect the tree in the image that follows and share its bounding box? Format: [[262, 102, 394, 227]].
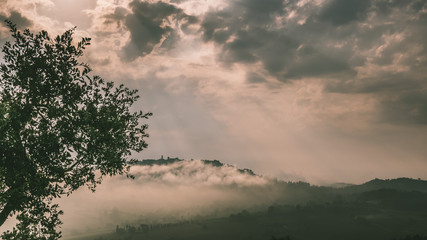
[[0, 21, 151, 239]]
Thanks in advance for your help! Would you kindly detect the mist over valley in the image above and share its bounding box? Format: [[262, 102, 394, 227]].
[[51, 158, 427, 240]]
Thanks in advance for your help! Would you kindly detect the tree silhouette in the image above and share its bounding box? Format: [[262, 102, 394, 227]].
[[0, 21, 151, 239]]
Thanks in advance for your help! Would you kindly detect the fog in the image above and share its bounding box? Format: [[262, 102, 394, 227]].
[[2, 159, 426, 240], [56, 160, 284, 238]]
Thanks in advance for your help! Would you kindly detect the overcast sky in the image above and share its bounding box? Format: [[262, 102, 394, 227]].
[[1, 0, 427, 184]]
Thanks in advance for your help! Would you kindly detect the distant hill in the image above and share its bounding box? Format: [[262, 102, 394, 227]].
[[132, 158, 427, 192], [328, 182, 355, 188], [345, 177, 427, 193], [133, 158, 256, 176], [63, 158, 427, 240], [78, 176, 427, 240], [133, 157, 183, 166]]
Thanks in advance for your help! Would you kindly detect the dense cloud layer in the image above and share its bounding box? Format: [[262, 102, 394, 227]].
[[1, 0, 426, 125], [200, 0, 427, 124], [0, 0, 426, 191], [103, 0, 197, 61], [200, 0, 356, 81], [319, 0, 371, 26], [2, 0, 426, 126]]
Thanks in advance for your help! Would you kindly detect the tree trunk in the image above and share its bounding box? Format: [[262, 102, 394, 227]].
[[0, 188, 21, 227], [0, 200, 15, 227], [0, 191, 18, 227]]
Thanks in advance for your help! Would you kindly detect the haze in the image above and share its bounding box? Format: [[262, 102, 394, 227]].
[[1, 160, 286, 237], [1, 0, 426, 186]]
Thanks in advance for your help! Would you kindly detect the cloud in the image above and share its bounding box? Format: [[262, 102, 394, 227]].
[[35, 0, 97, 30], [0, 7, 32, 47], [200, 0, 355, 82], [323, 0, 427, 124], [129, 160, 268, 186], [246, 72, 266, 84], [318, 0, 371, 26], [380, 90, 427, 125], [200, 0, 427, 125], [103, 0, 197, 61], [55, 160, 281, 237], [103, 6, 129, 28], [0, 10, 33, 29], [326, 75, 427, 125]]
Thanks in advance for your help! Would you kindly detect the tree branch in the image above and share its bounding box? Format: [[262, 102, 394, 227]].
[[0, 188, 21, 227]]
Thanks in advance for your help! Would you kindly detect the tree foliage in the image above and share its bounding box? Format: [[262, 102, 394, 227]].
[[0, 21, 151, 239]]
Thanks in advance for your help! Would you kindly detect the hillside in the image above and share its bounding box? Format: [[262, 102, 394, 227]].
[[133, 158, 256, 176], [63, 158, 427, 240]]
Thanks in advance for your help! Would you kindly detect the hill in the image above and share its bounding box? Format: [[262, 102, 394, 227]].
[[62, 158, 427, 240]]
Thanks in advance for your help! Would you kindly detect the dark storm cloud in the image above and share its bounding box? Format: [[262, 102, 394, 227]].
[[319, 0, 371, 26], [324, 0, 427, 124], [201, 0, 427, 125], [0, 10, 33, 29], [104, 0, 197, 61], [283, 44, 355, 79], [201, 0, 355, 82]]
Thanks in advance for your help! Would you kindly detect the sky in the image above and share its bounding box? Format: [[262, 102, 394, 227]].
[[1, 0, 427, 184]]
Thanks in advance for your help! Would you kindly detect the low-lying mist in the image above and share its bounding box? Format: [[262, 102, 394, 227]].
[[3, 159, 425, 240], [58, 159, 284, 237]]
